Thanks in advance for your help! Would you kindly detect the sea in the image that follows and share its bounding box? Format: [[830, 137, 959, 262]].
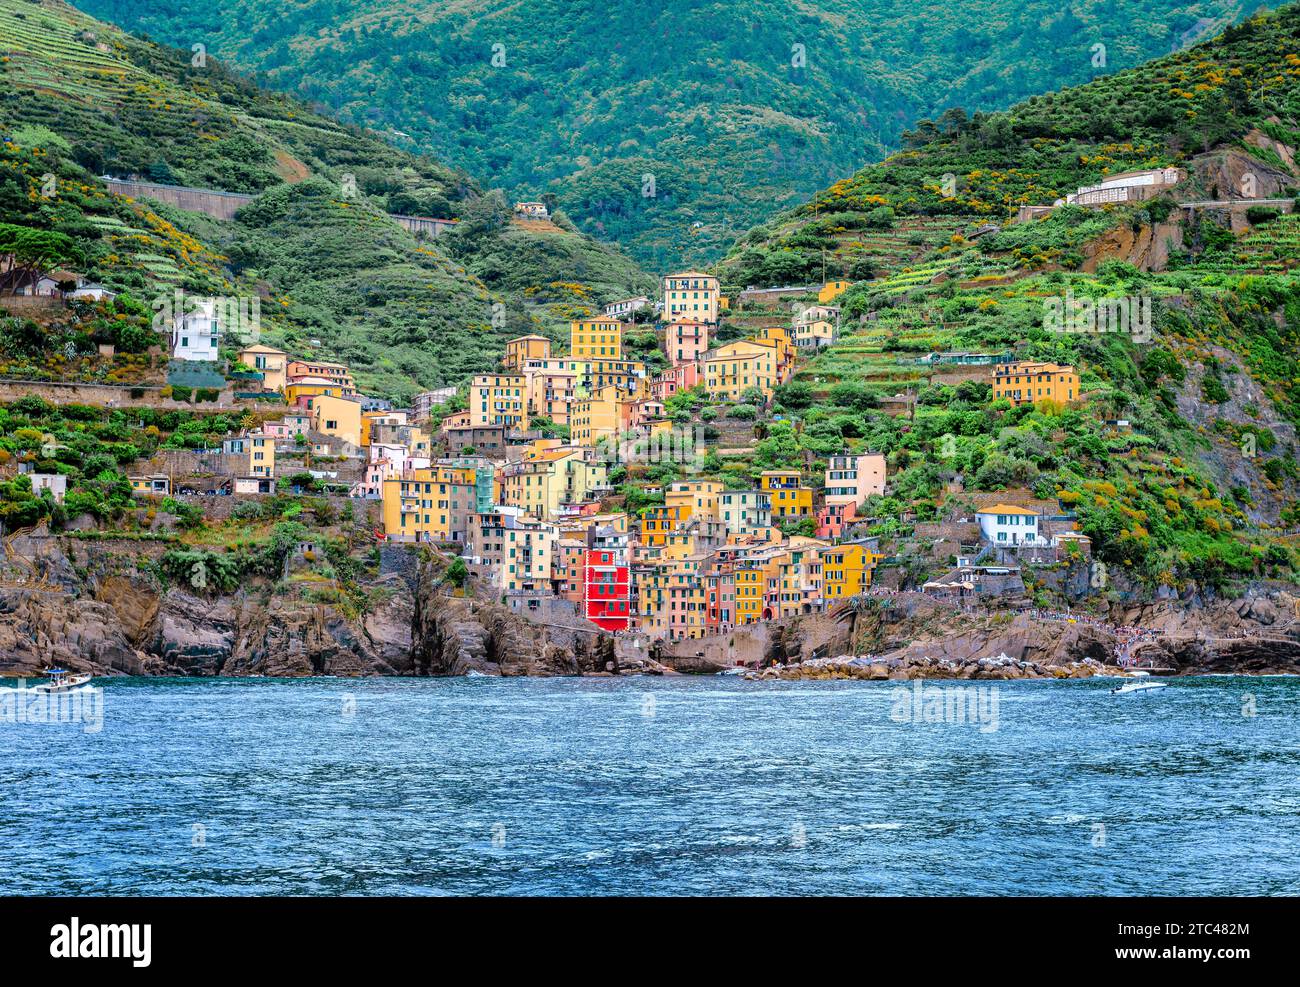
[[3, 675, 1297, 895]]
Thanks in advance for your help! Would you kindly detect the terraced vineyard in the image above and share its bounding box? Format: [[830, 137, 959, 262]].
[[1192, 213, 1300, 273], [0, 0, 140, 102]]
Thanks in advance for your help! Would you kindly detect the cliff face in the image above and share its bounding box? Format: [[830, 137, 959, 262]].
[[410, 568, 613, 677], [0, 537, 614, 678], [1, 538, 1297, 678]]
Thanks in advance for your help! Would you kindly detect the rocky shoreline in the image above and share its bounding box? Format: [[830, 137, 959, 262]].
[[1, 534, 1298, 679], [742, 653, 1115, 681]]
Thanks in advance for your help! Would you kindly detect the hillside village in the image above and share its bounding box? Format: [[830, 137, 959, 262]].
[[4, 246, 1102, 648], [2, 2, 1300, 673]]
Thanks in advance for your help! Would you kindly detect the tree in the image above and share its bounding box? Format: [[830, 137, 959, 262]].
[[0, 224, 79, 295]]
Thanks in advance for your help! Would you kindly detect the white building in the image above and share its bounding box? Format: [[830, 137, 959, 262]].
[[824, 453, 886, 505], [604, 296, 651, 319], [975, 504, 1048, 547], [1065, 168, 1184, 207], [172, 298, 220, 361], [29, 473, 67, 503]]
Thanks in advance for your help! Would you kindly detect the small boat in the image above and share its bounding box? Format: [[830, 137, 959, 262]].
[[30, 668, 93, 694], [1110, 671, 1168, 695]]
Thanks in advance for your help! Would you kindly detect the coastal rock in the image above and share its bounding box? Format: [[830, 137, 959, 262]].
[[0, 587, 148, 676]]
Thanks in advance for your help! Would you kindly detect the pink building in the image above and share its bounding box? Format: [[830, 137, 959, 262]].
[[651, 362, 700, 402], [817, 501, 858, 540], [665, 319, 709, 367]]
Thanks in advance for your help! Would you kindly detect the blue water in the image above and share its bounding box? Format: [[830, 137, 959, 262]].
[[2, 676, 1298, 895]]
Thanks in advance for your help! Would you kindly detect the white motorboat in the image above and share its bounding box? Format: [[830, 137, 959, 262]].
[[30, 668, 93, 694], [1110, 671, 1168, 695]]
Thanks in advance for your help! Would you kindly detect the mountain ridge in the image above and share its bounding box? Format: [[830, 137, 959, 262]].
[[74, 0, 1279, 268]]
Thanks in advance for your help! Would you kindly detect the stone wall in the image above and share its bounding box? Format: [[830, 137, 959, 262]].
[[0, 379, 248, 410]]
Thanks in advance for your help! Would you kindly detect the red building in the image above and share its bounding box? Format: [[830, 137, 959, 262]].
[[704, 567, 736, 633], [817, 501, 857, 540], [583, 550, 632, 631]]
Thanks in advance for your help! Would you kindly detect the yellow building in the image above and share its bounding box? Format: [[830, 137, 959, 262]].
[[821, 544, 881, 600], [381, 466, 477, 543], [310, 394, 363, 448], [665, 480, 723, 523], [287, 360, 355, 394], [238, 344, 289, 393], [470, 374, 527, 429], [662, 271, 720, 324], [248, 433, 276, 478], [793, 318, 836, 349], [501, 518, 557, 592], [757, 326, 796, 381], [641, 505, 693, 549], [584, 358, 646, 398], [499, 447, 608, 519], [637, 560, 707, 641], [570, 317, 622, 359], [570, 385, 624, 449], [523, 365, 578, 425], [992, 362, 1080, 407], [734, 552, 783, 624], [504, 334, 552, 372], [761, 470, 814, 520], [702, 340, 780, 401], [818, 280, 850, 304], [285, 381, 349, 407]]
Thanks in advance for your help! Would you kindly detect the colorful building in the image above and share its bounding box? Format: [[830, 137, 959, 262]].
[[816, 500, 857, 540], [992, 362, 1080, 407], [824, 452, 887, 506], [570, 385, 624, 449], [640, 505, 693, 549], [470, 374, 527, 430], [504, 334, 551, 372], [702, 339, 780, 402], [665, 480, 723, 523], [310, 394, 364, 449], [650, 362, 700, 402], [238, 344, 289, 392], [248, 433, 276, 478], [821, 544, 880, 600], [382, 466, 478, 543], [818, 280, 850, 304], [662, 271, 720, 324], [665, 319, 709, 366], [287, 360, 356, 395], [570, 317, 623, 359], [719, 489, 772, 536], [761, 470, 814, 520], [583, 549, 632, 631]]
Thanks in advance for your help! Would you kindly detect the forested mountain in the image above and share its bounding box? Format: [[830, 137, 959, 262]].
[[0, 0, 652, 399], [74, 0, 1275, 269], [720, 1, 1300, 288]]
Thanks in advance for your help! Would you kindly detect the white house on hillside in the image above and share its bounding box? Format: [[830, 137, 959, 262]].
[[975, 504, 1049, 547], [172, 298, 220, 361]]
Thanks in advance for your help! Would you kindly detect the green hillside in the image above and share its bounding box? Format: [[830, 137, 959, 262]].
[[721, 6, 1300, 285], [0, 0, 652, 399], [74, 0, 1277, 269], [703, 6, 1300, 592]]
